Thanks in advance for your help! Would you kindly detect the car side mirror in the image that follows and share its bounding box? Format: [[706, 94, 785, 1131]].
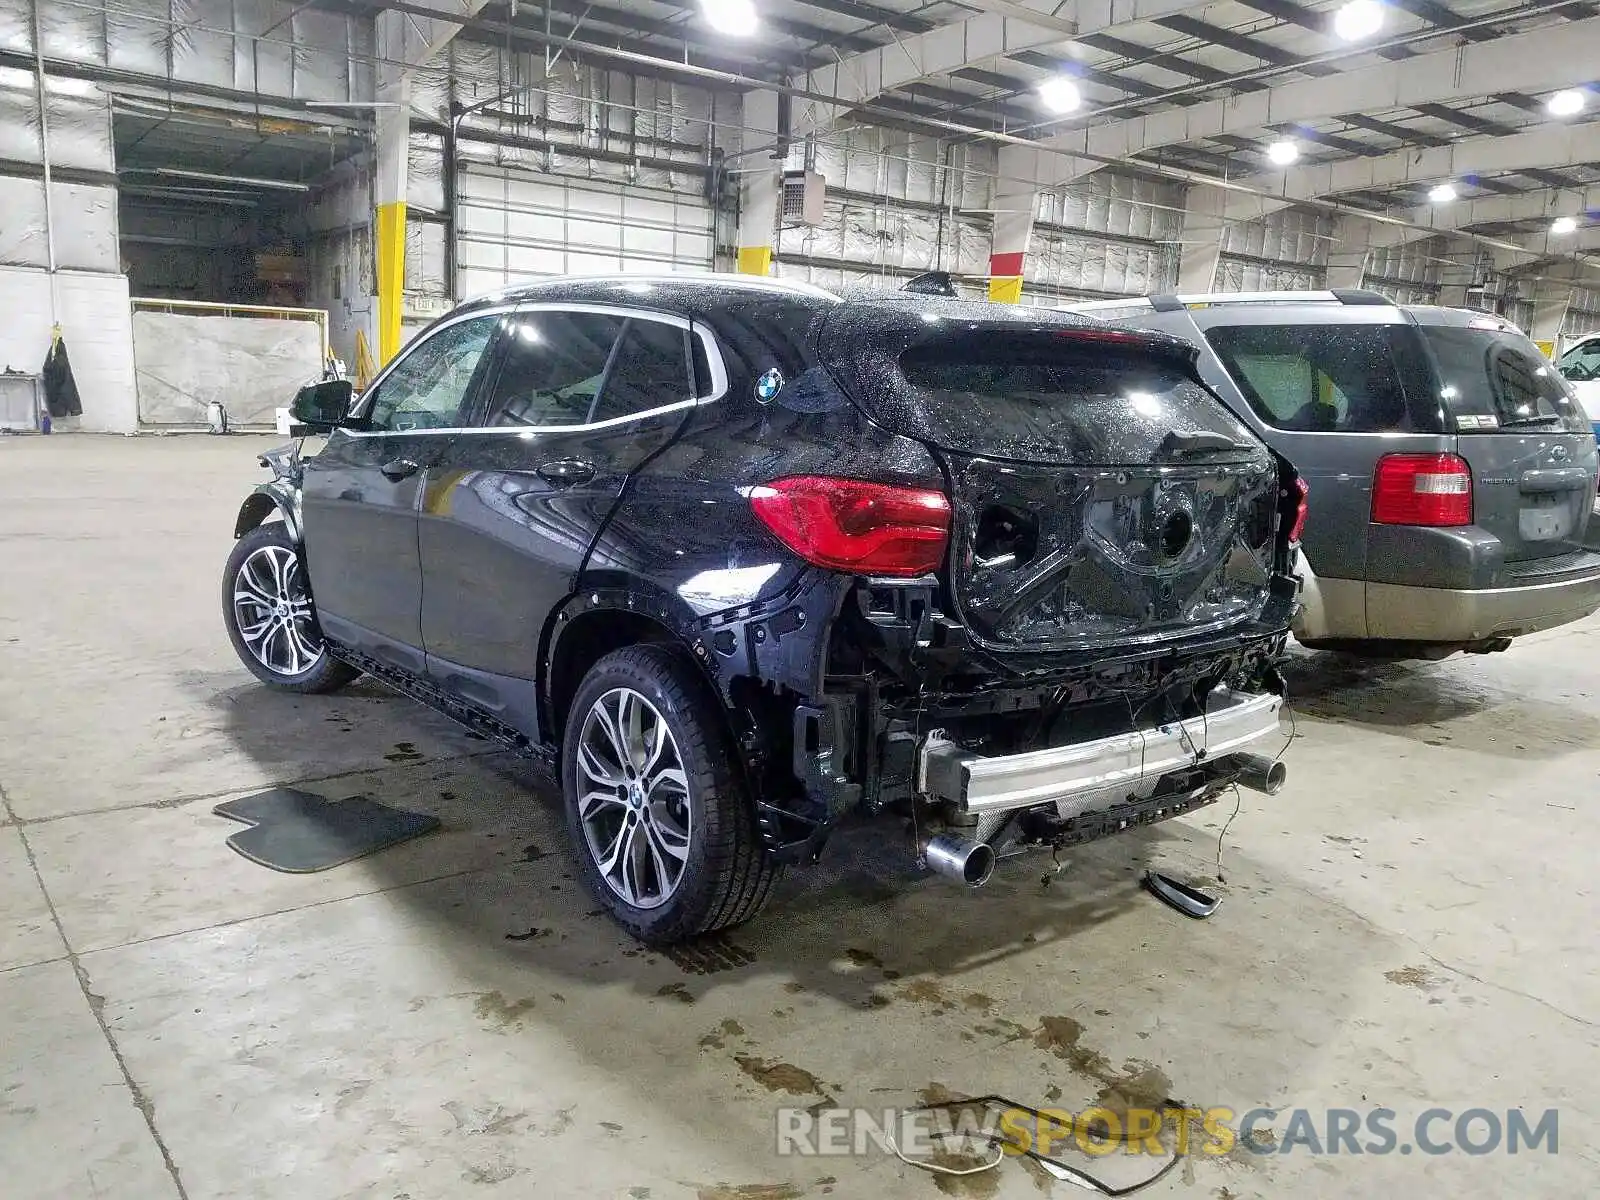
[[290, 380, 358, 431]]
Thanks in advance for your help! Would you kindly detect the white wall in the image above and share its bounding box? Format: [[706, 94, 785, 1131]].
[[0, 266, 138, 433]]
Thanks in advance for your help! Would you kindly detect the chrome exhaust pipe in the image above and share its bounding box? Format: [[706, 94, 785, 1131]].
[[921, 833, 996, 888], [1231, 753, 1287, 795]]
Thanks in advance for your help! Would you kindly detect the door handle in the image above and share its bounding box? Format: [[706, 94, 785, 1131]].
[[537, 458, 596, 486], [380, 457, 421, 481]]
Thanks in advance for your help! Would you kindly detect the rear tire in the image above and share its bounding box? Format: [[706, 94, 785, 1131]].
[[562, 644, 781, 945], [222, 522, 359, 694]]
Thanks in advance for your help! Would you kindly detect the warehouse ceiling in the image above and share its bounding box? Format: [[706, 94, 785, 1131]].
[[319, 0, 1600, 261]]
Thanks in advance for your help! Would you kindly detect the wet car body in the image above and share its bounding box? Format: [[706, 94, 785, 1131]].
[[230, 276, 1301, 938]]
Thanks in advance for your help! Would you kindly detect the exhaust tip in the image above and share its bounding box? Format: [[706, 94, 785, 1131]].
[[1233, 753, 1288, 795], [923, 833, 996, 888]]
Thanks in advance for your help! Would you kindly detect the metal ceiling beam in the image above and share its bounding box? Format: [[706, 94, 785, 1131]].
[[783, 0, 1220, 138], [1015, 14, 1600, 191], [1221, 120, 1600, 217], [1371, 186, 1600, 247]]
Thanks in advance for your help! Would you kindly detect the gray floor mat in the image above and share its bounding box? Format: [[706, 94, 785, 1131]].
[[214, 787, 441, 873]]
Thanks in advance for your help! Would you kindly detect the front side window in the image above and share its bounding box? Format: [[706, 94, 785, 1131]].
[[1205, 323, 1437, 433], [364, 316, 499, 432]]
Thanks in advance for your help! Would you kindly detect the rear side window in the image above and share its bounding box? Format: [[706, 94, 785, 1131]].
[[896, 332, 1258, 465], [1420, 325, 1590, 434], [589, 318, 692, 423], [1205, 324, 1439, 433]]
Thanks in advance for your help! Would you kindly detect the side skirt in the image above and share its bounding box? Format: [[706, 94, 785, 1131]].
[[327, 641, 557, 771]]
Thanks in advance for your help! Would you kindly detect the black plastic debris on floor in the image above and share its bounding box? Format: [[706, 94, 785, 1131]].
[[214, 787, 440, 873]]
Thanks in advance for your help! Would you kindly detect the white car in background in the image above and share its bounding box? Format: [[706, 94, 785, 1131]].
[[1555, 333, 1600, 444]]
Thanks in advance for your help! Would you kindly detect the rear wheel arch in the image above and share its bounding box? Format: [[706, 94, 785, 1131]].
[[543, 597, 717, 743]]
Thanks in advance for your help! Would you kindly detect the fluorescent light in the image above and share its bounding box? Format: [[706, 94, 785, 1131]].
[[701, 0, 757, 36], [1037, 76, 1082, 115], [1266, 139, 1299, 166], [1551, 216, 1579, 235], [1547, 90, 1586, 117], [1333, 0, 1384, 42], [1428, 183, 1457, 204]]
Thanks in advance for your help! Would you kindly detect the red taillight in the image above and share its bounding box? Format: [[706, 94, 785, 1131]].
[[1371, 453, 1473, 527], [1290, 476, 1309, 543], [749, 476, 951, 577]]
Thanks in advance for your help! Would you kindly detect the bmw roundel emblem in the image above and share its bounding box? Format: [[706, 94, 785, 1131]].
[[755, 367, 785, 403]]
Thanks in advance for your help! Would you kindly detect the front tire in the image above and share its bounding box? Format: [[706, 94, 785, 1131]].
[[222, 522, 358, 694], [562, 645, 781, 945]]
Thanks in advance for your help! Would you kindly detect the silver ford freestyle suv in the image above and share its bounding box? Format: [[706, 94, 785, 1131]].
[[1070, 291, 1600, 658]]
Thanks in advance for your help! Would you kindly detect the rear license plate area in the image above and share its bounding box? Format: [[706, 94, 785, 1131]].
[[1519, 491, 1573, 541]]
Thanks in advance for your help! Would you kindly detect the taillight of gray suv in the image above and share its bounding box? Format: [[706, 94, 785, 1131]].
[[1070, 291, 1600, 659]]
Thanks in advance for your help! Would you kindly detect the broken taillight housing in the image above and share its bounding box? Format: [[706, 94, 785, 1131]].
[[749, 476, 951, 577], [1371, 453, 1473, 526], [1290, 476, 1309, 542]]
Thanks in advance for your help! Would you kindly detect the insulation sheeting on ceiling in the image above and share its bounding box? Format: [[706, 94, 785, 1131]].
[[131, 309, 323, 428], [15, 0, 369, 104]]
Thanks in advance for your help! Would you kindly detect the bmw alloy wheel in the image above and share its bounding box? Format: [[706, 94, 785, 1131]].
[[575, 687, 693, 910], [231, 543, 325, 677]]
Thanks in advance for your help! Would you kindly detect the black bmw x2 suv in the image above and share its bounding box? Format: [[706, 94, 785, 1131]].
[[223, 274, 1302, 944]]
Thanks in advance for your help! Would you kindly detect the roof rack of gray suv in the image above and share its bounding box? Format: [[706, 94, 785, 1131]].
[[1086, 289, 1397, 314]]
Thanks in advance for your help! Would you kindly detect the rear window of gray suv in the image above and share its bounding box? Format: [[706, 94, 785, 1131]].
[[1205, 323, 1441, 434]]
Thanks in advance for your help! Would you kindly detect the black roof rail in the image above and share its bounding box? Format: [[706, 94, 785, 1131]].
[[1149, 294, 1185, 312], [1330, 288, 1393, 306], [901, 271, 958, 298]]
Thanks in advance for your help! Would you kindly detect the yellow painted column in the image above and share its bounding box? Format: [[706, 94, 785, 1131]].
[[735, 158, 778, 276], [737, 245, 773, 275], [373, 84, 409, 366], [375, 200, 407, 365]]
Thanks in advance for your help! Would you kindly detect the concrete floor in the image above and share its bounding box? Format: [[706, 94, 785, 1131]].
[[1, 433, 1596, 1200]]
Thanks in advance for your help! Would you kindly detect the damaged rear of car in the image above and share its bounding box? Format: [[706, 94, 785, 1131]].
[[664, 294, 1302, 899]]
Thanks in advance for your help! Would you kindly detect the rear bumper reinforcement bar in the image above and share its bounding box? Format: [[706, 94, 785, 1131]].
[[918, 688, 1284, 816]]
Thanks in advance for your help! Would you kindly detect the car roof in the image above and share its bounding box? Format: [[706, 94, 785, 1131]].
[[448, 273, 1187, 343]]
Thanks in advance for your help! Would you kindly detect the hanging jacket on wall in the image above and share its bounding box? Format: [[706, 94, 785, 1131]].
[[42, 333, 83, 418]]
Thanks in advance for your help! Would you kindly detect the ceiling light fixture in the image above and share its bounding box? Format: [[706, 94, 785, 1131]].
[[1333, 0, 1385, 42], [1547, 89, 1586, 117], [701, 0, 758, 37], [1266, 139, 1300, 166], [1551, 216, 1579, 235], [1428, 183, 1457, 203], [1038, 76, 1082, 115]]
